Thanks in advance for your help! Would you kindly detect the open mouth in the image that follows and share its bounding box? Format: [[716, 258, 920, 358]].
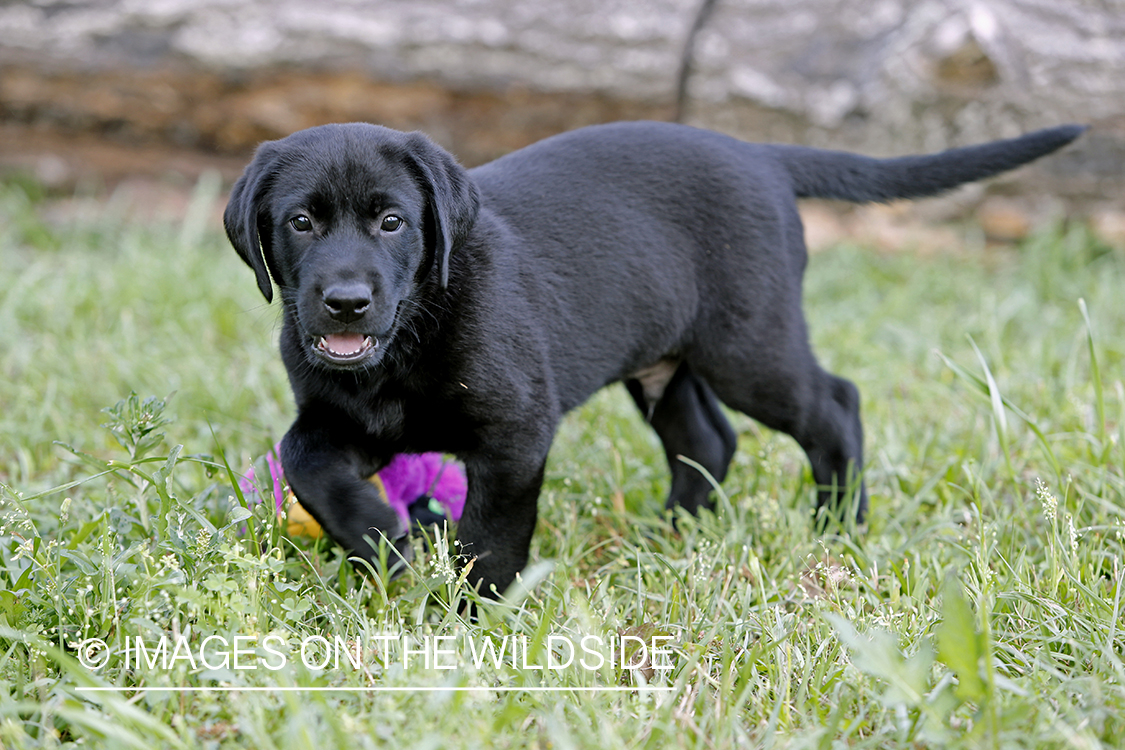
[[314, 333, 378, 365]]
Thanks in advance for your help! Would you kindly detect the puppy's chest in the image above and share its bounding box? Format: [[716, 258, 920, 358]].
[[400, 392, 482, 453], [340, 384, 484, 455]]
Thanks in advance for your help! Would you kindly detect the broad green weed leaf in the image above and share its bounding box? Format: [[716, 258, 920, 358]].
[[936, 578, 987, 702]]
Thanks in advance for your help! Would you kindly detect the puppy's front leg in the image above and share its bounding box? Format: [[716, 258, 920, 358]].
[[455, 454, 547, 598], [279, 414, 411, 573]]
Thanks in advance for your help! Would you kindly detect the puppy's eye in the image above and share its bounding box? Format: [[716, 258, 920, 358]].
[[290, 215, 313, 232], [380, 215, 404, 232]]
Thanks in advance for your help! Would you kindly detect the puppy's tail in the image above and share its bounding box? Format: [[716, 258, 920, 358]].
[[774, 125, 1086, 203]]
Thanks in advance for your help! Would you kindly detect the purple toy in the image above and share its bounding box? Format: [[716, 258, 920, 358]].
[[379, 453, 467, 526], [241, 447, 466, 529]]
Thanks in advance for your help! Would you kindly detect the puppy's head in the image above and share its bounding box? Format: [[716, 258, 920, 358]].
[[224, 123, 480, 370]]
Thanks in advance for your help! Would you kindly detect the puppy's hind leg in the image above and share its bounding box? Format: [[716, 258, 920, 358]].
[[626, 363, 737, 514], [798, 372, 868, 525], [700, 344, 868, 526]]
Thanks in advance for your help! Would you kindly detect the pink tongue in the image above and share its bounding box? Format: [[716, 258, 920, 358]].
[[324, 333, 366, 355]]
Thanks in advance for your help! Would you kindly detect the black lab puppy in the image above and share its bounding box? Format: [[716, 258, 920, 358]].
[[224, 120, 1083, 596]]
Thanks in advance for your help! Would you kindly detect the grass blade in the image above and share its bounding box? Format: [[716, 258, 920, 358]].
[[1078, 298, 1107, 450]]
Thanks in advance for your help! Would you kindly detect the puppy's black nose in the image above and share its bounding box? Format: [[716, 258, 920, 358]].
[[323, 283, 372, 324]]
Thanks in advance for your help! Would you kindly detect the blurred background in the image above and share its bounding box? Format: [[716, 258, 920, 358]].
[[0, 0, 1122, 246]]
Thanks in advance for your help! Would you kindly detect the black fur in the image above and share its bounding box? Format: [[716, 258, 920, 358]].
[[224, 120, 1084, 596]]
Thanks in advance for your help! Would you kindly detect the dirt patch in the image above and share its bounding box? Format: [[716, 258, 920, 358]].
[[3, 64, 1121, 249], [0, 63, 670, 179]]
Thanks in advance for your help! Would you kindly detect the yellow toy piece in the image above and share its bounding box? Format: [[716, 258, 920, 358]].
[[283, 473, 388, 539], [284, 490, 322, 538]]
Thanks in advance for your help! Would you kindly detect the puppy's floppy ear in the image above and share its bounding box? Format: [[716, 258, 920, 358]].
[[402, 132, 481, 288], [224, 142, 280, 302]]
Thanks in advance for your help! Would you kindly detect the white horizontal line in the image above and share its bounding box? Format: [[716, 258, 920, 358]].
[[76, 685, 674, 693]]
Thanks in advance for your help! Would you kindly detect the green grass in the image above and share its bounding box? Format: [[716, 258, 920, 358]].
[[1, 175, 1124, 748]]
